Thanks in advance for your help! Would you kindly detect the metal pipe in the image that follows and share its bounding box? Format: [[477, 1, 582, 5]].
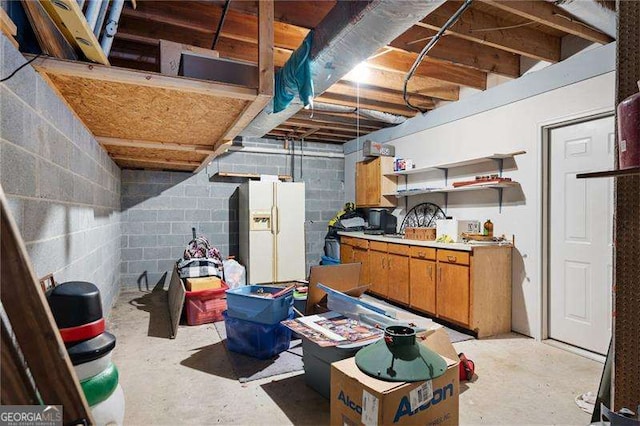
[[312, 102, 407, 125], [84, 0, 102, 31], [77, 0, 86, 9], [212, 0, 231, 50], [227, 145, 344, 159], [100, 0, 125, 56], [93, 0, 110, 38]]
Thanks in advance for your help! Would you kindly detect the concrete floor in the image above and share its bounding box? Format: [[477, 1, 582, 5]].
[[110, 290, 602, 425]]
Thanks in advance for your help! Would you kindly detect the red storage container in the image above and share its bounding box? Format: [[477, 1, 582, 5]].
[[618, 92, 640, 169], [184, 281, 228, 326]]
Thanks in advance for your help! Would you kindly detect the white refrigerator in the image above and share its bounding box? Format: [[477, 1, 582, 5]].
[[239, 181, 306, 283]]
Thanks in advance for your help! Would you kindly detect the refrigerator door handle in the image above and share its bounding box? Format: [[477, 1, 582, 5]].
[[274, 206, 280, 235], [270, 206, 277, 236]]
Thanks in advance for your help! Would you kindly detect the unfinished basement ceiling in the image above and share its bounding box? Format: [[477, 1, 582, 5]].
[[109, 0, 614, 146]]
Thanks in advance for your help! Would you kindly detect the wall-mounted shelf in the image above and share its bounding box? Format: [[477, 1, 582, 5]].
[[385, 151, 526, 177], [389, 150, 526, 213], [386, 181, 520, 197], [577, 167, 640, 179], [212, 172, 293, 181]]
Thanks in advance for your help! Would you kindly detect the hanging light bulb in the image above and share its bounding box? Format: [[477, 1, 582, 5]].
[[348, 62, 370, 84]]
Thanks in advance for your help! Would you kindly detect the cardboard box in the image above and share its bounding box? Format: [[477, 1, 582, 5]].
[[331, 328, 459, 426], [435, 219, 481, 243], [185, 276, 222, 292]]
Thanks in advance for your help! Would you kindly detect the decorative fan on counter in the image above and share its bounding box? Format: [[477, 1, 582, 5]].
[[400, 202, 446, 233]]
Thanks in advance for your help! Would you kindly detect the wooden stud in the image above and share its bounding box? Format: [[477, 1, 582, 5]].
[[30, 55, 258, 101], [111, 156, 201, 168], [38, 0, 109, 64], [258, 0, 274, 97], [1, 321, 39, 405], [0, 188, 94, 424], [481, 0, 613, 45], [98, 137, 215, 154]]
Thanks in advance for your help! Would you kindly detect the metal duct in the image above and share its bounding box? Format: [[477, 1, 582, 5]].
[[226, 145, 344, 159], [239, 0, 446, 138], [311, 102, 407, 125], [100, 0, 125, 56], [549, 0, 616, 38]]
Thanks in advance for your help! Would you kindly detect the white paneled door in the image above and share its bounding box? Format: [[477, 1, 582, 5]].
[[549, 115, 614, 355]]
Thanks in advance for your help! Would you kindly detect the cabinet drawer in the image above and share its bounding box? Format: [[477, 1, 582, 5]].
[[370, 241, 387, 252], [341, 236, 355, 246], [388, 243, 409, 256], [410, 246, 436, 260], [437, 249, 470, 265], [353, 238, 369, 250]]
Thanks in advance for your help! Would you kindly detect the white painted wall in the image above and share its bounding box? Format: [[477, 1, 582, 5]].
[[344, 71, 615, 339]]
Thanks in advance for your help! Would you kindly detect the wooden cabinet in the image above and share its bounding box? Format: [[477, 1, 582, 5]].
[[437, 262, 470, 326], [355, 157, 397, 207], [340, 237, 355, 264], [368, 244, 388, 297], [339, 233, 512, 338], [409, 247, 437, 315], [387, 243, 410, 305]]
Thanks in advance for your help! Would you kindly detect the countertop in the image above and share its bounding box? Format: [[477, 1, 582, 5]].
[[337, 231, 512, 252]]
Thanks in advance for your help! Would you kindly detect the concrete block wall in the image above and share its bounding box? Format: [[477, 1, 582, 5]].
[[120, 139, 344, 288], [0, 34, 122, 312]]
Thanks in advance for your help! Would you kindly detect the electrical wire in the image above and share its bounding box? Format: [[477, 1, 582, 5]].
[[403, 0, 473, 113], [0, 54, 42, 82], [469, 20, 537, 33]]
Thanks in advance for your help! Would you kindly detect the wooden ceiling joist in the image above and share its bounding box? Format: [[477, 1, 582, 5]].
[[316, 93, 419, 117], [326, 81, 436, 111], [98, 137, 215, 154], [480, 0, 613, 44], [417, 2, 561, 63], [367, 49, 487, 90], [266, 130, 349, 144], [30, 56, 257, 100], [285, 118, 380, 133], [291, 112, 388, 130], [391, 26, 520, 77]]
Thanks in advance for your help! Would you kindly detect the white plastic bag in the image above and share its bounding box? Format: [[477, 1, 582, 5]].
[[223, 259, 246, 289]]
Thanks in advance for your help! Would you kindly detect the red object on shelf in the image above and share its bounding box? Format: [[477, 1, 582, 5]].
[[618, 92, 640, 169], [59, 317, 105, 343], [452, 177, 512, 188], [185, 282, 229, 326]]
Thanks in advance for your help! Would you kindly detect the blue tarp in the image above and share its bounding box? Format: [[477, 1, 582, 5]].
[[273, 32, 314, 113]]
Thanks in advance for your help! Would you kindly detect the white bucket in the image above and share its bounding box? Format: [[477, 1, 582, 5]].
[[74, 352, 112, 381], [91, 383, 125, 426]]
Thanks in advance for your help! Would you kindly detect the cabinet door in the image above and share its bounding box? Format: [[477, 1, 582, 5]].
[[340, 243, 354, 264], [355, 162, 367, 206], [353, 247, 369, 286], [437, 262, 470, 326], [365, 159, 381, 206], [369, 249, 387, 297], [387, 253, 410, 305], [410, 258, 436, 315]]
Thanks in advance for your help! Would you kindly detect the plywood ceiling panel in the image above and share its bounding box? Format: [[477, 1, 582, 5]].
[[46, 73, 249, 146]]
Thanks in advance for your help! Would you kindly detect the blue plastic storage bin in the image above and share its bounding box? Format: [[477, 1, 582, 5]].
[[223, 311, 292, 360], [321, 255, 340, 265], [225, 285, 293, 324]]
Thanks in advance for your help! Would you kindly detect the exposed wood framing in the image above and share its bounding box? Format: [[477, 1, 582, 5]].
[[194, 0, 274, 172], [159, 40, 219, 76], [481, 0, 614, 44], [0, 7, 18, 48], [326, 81, 436, 110], [110, 156, 201, 168], [0, 188, 94, 424], [30, 56, 257, 100], [98, 137, 215, 154], [418, 2, 561, 62], [39, 0, 109, 64]]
